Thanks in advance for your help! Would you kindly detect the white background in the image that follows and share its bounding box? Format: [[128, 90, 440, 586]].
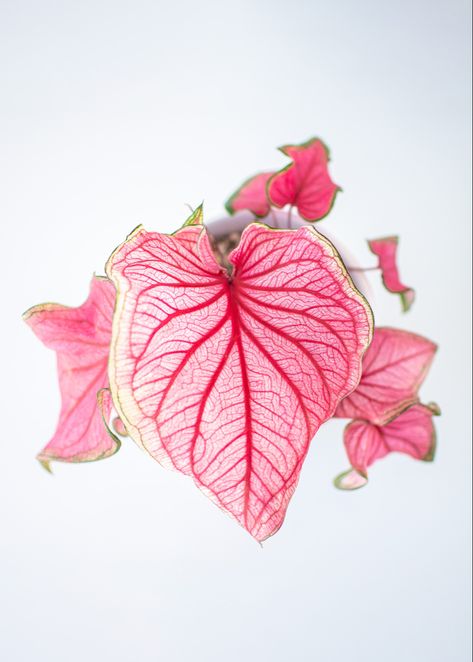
[[1, 1, 471, 660]]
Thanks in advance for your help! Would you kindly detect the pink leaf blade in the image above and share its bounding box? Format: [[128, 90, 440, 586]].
[[380, 402, 440, 462], [268, 138, 340, 222], [368, 236, 415, 312], [335, 327, 437, 425], [107, 221, 373, 541], [343, 419, 387, 476], [24, 276, 119, 464], [341, 402, 440, 482], [225, 172, 273, 218]]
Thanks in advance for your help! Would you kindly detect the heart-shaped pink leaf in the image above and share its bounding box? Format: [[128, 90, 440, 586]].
[[225, 172, 273, 218], [23, 276, 120, 467], [335, 327, 437, 425], [106, 216, 372, 540], [368, 236, 415, 311], [335, 402, 439, 489], [268, 138, 340, 221]]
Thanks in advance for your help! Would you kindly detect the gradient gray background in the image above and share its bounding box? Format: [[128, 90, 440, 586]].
[[1, 1, 471, 661]]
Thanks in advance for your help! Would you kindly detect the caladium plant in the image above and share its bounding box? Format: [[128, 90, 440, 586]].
[[24, 135, 439, 541]]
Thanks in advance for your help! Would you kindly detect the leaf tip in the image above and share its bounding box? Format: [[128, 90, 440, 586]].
[[37, 456, 53, 474], [400, 289, 416, 312], [183, 203, 204, 227], [427, 401, 441, 416], [334, 468, 368, 491]]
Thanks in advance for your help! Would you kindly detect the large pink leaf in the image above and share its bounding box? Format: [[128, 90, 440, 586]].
[[335, 327, 437, 425], [225, 172, 273, 218], [23, 276, 120, 467], [334, 402, 439, 489], [106, 216, 373, 540], [268, 138, 340, 221], [368, 236, 415, 311]]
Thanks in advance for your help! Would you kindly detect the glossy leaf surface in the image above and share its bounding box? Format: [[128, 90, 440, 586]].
[[268, 138, 340, 221], [24, 276, 119, 466], [335, 327, 437, 425], [368, 236, 415, 311], [107, 220, 372, 540]]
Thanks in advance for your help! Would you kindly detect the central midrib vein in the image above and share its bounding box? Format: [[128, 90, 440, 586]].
[[228, 285, 253, 528]]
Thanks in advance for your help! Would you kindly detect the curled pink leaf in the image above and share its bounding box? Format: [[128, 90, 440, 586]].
[[112, 417, 128, 436], [368, 236, 415, 311], [335, 327, 437, 425], [225, 172, 273, 218], [335, 402, 439, 489], [106, 215, 373, 541], [97, 387, 123, 447], [268, 138, 340, 222], [23, 276, 119, 466], [333, 468, 368, 491]]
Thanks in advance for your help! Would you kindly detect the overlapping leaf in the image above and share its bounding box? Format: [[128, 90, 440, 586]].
[[23, 276, 120, 467], [106, 216, 372, 540], [368, 236, 415, 311], [268, 138, 340, 221], [225, 172, 273, 217], [335, 327, 437, 425], [334, 402, 439, 490]]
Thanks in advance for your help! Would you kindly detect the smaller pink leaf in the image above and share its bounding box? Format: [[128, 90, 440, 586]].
[[368, 236, 415, 311], [23, 276, 119, 465], [337, 402, 440, 487], [335, 327, 437, 425], [225, 172, 273, 218], [268, 138, 340, 221]]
